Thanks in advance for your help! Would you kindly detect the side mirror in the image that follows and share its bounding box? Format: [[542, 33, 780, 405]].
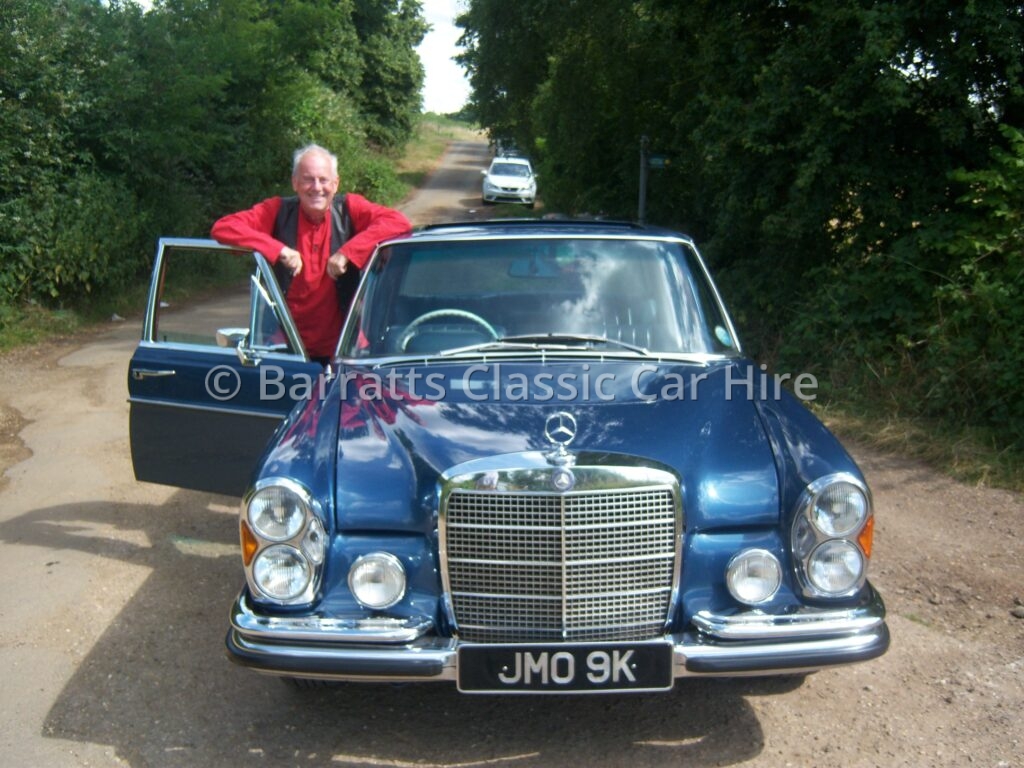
[[481, 169, 488, 176], [216, 327, 249, 348]]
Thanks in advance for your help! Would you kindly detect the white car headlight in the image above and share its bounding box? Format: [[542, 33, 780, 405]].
[[252, 544, 312, 600], [792, 473, 873, 598], [807, 540, 864, 594], [810, 480, 868, 536], [247, 483, 309, 541], [349, 552, 406, 609], [242, 479, 323, 604], [726, 549, 782, 604]]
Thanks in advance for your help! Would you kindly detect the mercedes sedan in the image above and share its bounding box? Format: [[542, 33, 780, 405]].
[[128, 220, 889, 693]]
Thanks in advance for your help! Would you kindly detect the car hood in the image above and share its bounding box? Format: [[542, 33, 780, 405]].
[[485, 173, 534, 188], [334, 360, 779, 532]]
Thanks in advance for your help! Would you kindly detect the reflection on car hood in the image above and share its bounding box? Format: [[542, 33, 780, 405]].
[[333, 360, 779, 532]]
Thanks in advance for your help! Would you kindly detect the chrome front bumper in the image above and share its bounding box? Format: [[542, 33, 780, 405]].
[[226, 587, 889, 683]]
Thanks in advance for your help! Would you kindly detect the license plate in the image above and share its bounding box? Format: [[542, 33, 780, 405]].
[[457, 642, 674, 693]]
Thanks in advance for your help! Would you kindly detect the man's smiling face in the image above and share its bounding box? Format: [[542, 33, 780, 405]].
[[292, 150, 339, 221]]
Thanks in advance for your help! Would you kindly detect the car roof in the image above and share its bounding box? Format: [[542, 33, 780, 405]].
[[404, 218, 694, 245], [489, 156, 532, 166]]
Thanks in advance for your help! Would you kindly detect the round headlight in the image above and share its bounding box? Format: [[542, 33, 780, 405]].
[[349, 552, 406, 609], [807, 540, 864, 594], [726, 549, 782, 605], [247, 484, 309, 541], [252, 544, 311, 600], [810, 481, 868, 537]]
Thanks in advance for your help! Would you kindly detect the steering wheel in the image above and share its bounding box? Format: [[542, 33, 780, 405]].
[[398, 309, 499, 352]]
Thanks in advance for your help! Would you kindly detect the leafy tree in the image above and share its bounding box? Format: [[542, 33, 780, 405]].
[[0, 0, 146, 300], [458, 0, 1024, 451], [351, 0, 428, 150], [456, 0, 560, 149], [0, 0, 424, 311]]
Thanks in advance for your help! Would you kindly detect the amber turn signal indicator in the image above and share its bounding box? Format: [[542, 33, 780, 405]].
[[858, 515, 875, 559], [240, 521, 259, 566]]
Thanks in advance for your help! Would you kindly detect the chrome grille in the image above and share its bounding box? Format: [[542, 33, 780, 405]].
[[443, 483, 680, 643]]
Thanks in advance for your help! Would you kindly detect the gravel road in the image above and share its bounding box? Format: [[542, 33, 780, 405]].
[[0, 138, 1020, 768]]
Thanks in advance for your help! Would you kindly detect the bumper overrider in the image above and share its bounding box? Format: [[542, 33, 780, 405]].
[[225, 586, 889, 687]]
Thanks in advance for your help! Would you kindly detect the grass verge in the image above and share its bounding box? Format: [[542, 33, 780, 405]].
[[0, 302, 85, 350], [815, 401, 1024, 493]]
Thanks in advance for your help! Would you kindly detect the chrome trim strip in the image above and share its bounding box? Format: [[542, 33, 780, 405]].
[[229, 592, 435, 643], [131, 339, 305, 363], [228, 633, 459, 683], [405, 232, 692, 245], [348, 350, 736, 369], [133, 340, 237, 356], [692, 594, 886, 641], [673, 628, 887, 676], [127, 397, 284, 420], [158, 236, 250, 249]]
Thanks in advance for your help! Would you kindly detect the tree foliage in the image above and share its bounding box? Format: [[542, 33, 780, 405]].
[[0, 0, 424, 303], [458, 0, 1024, 448], [352, 0, 429, 149]]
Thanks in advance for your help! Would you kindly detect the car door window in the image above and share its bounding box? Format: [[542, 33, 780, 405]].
[[147, 242, 253, 346], [145, 240, 304, 359]]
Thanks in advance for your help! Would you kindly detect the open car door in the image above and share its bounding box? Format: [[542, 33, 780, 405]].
[[128, 238, 325, 496]]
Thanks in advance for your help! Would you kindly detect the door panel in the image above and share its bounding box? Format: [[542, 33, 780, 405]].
[[128, 239, 325, 496]]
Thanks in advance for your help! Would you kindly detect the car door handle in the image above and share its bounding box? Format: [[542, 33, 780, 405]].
[[131, 368, 177, 380]]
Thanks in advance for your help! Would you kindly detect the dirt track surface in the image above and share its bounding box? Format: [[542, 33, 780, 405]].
[[0, 140, 1021, 768]]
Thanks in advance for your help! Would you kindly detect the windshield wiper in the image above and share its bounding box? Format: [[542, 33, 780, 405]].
[[438, 333, 652, 357], [436, 339, 553, 356], [500, 333, 652, 355]]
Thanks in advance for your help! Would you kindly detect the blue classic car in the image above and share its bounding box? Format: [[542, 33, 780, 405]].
[[128, 220, 888, 692]]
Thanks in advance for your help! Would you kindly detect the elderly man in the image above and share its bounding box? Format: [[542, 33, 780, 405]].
[[211, 144, 411, 362]]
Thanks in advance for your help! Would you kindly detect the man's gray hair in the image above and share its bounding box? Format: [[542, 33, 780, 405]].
[[291, 144, 339, 177]]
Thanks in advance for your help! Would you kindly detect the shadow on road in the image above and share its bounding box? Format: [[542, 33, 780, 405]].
[[0, 488, 800, 766]]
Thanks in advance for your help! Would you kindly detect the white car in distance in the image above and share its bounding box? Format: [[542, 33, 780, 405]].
[[481, 156, 537, 207]]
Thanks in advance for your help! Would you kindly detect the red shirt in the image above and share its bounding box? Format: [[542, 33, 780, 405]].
[[211, 194, 410, 358]]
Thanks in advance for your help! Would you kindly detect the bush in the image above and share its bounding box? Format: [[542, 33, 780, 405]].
[[778, 126, 1024, 451], [0, 169, 147, 302], [917, 126, 1024, 447]]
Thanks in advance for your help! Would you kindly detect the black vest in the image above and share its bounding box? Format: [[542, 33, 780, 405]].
[[271, 194, 361, 310]]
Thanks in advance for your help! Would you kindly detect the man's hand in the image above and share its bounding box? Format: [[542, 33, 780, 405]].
[[278, 246, 303, 276], [327, 251, 350, 279]]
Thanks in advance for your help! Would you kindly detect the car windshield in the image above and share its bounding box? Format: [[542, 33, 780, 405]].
[[490, 163, 532, 177], [341, 237, 738, 358]]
